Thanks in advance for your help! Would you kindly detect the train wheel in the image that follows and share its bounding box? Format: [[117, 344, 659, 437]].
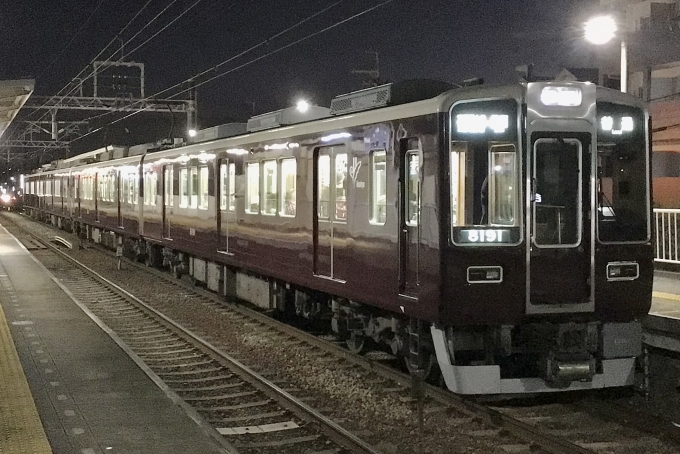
[[405, 352, 440, 384], [346, 332, 366, 354]]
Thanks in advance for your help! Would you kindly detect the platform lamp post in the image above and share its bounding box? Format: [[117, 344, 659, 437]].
[[585, 15, 627, 93]]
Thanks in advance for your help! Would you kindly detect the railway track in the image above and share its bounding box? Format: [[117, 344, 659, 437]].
[[15, 232, 378, 453], [6, 211, 680, 454]]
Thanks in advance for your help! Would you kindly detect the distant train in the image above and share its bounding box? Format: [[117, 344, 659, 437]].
[[0, 191, 22, 211], [23, 80, 653, 394]]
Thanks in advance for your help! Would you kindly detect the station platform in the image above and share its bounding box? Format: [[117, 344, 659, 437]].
[[651, 270, 680, 319], [0, 224, 228, 453]]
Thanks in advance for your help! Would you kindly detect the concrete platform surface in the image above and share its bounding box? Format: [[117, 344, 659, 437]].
[[0, 223, 227, 453]]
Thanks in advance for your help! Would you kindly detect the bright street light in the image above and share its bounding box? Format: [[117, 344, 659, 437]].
[[584, 15, 627, 93]]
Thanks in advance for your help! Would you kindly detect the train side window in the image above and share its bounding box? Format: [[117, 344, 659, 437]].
[[190, 166, 199, 208], [165, 167, 173, 207], [123, 176, 129, 204], [228, 163, 236, 211], [370, 150, 386, 225], [99, 176, 105, 202], [317, 147, 347, 221], [199, 166, 209, 210], [219, 162, 236, 212], [318, 154, 331, 219], [246, 162, 260, 214], [280, 158, 296, 217], [151, 172, 158, 206], [180, 168, 188, 207], [335, 153, 348, 221], [133, 173, 139, 205], [406, 152, 420, 226], [262, 159, 277, 215], [220, 163, 228, 210]]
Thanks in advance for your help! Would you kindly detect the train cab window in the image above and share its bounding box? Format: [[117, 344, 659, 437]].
[[219, 162, 236, 212], [262, 160, 277, 215], [180, 168, 189, 207], [596, 102, 649, 242], [280, 158, 296, 217], [533, 138, 581, 247], [199, 166, 209, 210], [246, 162, 260, 214], [450, 98, 520, 245], [370, 150, 387, 225]]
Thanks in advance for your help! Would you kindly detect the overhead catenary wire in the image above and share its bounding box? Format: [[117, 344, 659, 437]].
[[37, 0, 106, 80], [71, 0, 395, 143], [18, 0, 191, 130], [74, 0, 345, 126], [5, 0, 159, 150]]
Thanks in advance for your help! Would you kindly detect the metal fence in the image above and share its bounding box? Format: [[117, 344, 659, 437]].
[[655, 209, 680, 264]]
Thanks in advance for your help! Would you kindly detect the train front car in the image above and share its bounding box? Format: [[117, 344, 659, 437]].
[[433, 82, 652, 395]]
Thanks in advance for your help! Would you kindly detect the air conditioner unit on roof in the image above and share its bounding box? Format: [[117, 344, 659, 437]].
[[246, 106, 330, 132], [330, 83, 392, 115]]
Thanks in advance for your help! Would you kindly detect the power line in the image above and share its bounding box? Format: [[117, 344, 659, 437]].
[[37, 0, 106, 80], [7, 0, 211, 149], [72, 0, 378, 141]]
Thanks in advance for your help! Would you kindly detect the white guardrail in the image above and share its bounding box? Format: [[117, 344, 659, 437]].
[[655, 209, 680, 264]]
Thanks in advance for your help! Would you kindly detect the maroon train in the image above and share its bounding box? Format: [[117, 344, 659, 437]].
[[23, 81, 653, 394]]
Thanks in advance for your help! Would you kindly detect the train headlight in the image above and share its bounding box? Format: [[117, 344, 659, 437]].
[[606, 262, 639, 281], [0, 194, 11, 204], [540, 86, 582, 107]]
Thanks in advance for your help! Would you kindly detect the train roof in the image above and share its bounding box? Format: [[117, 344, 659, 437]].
[[29, 80, 647, 175]]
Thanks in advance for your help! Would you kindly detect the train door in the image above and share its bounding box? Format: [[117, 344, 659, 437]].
[[162, 165, 171, 238], [528, 134, 594, 313], [399, 139, 421, 299], [217, 159, 235, 253], [313, 146, 348, 281]]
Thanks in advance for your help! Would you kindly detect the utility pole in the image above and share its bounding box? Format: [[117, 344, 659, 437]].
[[352, 51, 380, 88]]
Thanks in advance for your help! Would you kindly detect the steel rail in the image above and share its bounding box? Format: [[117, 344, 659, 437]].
[[31, 232, 381, 454]]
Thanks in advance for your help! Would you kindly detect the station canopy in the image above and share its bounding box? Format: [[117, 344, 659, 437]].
[[0, 79, 34, 140]]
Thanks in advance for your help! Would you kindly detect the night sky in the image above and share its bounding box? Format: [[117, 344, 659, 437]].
[[1, 0, 678, 156]]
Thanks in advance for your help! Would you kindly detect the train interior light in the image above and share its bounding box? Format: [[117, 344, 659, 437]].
[[320, 132, 351, 142], [226, 148, 249, 155]]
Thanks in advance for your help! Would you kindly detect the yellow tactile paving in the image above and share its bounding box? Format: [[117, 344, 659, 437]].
[[653, 291, 680, 302], [0, 302, 52, 454]]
